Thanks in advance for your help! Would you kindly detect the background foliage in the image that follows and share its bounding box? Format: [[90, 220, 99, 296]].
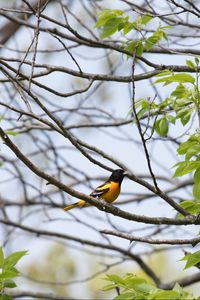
[[1, 0, 200, 299]]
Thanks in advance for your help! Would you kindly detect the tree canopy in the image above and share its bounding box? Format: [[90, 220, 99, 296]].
[[1, 0, 200, 299]]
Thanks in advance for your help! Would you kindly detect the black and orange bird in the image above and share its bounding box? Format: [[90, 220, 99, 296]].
[[64, 169, 127, 212]]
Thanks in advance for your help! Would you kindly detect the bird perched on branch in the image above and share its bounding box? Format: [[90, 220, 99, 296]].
[[64, 169, 127, 212]]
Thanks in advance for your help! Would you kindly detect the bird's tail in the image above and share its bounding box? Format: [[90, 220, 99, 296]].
[[64, 200, 85, 211]]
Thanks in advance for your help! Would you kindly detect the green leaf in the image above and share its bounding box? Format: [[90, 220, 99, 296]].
[[177, 138, 199, 156], [5, 131, 18, 136], [137, 107, 148, 119], [155, 117, 168, 137], [173, 282, 183, 293], [101, 283, 119, 291], [2, 279, 17, 289], [193, 168, 200, 201], [167, 115, 176, 124], [124, 276, 146, 287], [182, 250, 200, 269], [179, 200, 200, 215], [176, 107, 189, 119], [171, 83, 191, 98], [0, 294, 12, 300], [186, 59, 196, 69], [155, 70, 172, 77], [132, 282, 154, 293], [180, 108, 193, 125], [124, 40, 144, 57], [194, 167, 200, 183], [140, 15, 152, 25], [4, 250, 28, 268], [135, 98, 145, 109], [173, 161, 200, 177], [177, 142, 190, 155], [114, 292, 134, 300], [0, 269, 19, 280], [145, 27, 168, 51], [95, 9, 124, 27], [195, 57, 199, 65], [123, 22, 134, 34], [175, 97, 192, 106], [135, 98, 150, 119], [105, 274, 125, 285], [125, 40, 138, 54], [162, 31, 168, 41], [101, 17, 124, 38], [161, 25, 173, 30], [153, 290, 180, 300], [0, 248, 4, 267], [155, 73, 195, 85], [145, 31, 163, 51], [185, 146, 200, 161], [136, 42, 144, 57], [102, 273, 196, 299], [180, 253, 191, 261]]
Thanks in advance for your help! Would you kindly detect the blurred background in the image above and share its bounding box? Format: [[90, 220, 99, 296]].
[[0, 0, 200, 298]]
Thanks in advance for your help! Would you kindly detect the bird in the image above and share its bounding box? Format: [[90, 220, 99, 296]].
[[64, 169, 127, 212]]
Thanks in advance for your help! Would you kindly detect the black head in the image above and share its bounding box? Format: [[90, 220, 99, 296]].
[[109, 169, 126, 184]]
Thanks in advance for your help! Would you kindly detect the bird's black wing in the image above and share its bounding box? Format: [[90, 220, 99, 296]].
[[90, 181, 110, 198]]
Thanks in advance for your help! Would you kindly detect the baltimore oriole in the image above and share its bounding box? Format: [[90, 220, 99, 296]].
[[64, 169, 127, 211]]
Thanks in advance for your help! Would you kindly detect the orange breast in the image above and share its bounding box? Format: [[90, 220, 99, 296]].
[[101, 181, 120, 203]]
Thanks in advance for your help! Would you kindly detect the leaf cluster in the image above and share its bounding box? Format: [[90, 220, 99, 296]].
[[134, 62, 200, 139], [95, 9, 169, 57], [102, 273, 197, 300], [0, 247, 27, 300], [174, 133, 200, 203]]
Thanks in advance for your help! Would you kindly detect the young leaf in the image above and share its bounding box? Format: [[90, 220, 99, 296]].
[[100, 17, 124, 38], [4, 250, 28, 268], [180, 107, 193, 125], [155, 70, 172, 77], [155, 73, 195, 85], [125, 40, 144, 57], [186, 59, 195, 69], [193, 168, 200, 201], [101, 283, 118, 291], [167, 115, 176, 124], [173, 161, 200, 177], [145, 28, 167, 51], [179, 200, 200, 215], [153, 290, 180, 300], [185, 145, 200, 161], [181, 250, 200, 269], [0, 269, 19, 280], [95, 9, 124, 27], [5, 131, 18, 136], [114, 292, 135, 300], [105, 274, 125, 285], [155, 117, 168, 137], [2, 279, 17, 289], [140, 15, 152, 25], [136, 42, 144, 57], [0, 248, 4, 267], [102, 272, 197, 299], [124, 276, 147, 287], [195, 57, 199, 65], [123, 22, 134, 34], [0, 294, 12, 300]]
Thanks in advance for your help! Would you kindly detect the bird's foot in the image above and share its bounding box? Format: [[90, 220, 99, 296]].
[[99, 199, 112, 210]]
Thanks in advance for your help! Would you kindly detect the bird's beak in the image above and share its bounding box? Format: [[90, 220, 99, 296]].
[[123, 171, 129, 176]]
